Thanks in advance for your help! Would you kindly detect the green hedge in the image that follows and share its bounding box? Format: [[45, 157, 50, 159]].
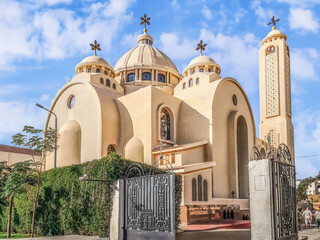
[[0, 153, 182, 236]]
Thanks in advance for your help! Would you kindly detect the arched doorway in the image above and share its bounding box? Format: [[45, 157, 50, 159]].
[[58, 120, 81, 167], [237, 116, 249, 199]]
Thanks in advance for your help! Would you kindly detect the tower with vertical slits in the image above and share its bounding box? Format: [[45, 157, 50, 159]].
[[259, 25, 295, 160]]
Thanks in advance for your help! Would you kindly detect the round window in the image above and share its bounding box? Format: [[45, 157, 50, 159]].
[[232, 95, 237, 106], [67, 95, 75, 109]]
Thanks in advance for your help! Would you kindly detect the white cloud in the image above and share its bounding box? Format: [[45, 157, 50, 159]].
[[28, 0, 72, 6], [251, 0, 274, 25], [0, 0, 135, 70], [171, 0, 180, 8], [288, 8, 319, 33], [121, 31, 141, 49], [291, 48, 319, 81], [200, 29, 260, 92], [0, 101, 47, 142], [39, 94, 50, 102], [277, 0, 320, 7], [201, 5, 212, 20], [159, 33, 197, 61]]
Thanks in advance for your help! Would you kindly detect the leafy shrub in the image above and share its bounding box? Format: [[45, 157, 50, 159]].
[[1, 153, 182, 236]]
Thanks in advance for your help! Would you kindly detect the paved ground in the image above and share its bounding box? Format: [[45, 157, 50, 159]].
[[299, 227, 320, 240], [177, 229, 251, 240], [180, 220, 250, 231]]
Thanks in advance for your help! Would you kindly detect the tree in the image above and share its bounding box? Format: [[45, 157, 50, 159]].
[[2, 160, 35, 238], [297, 177, 316, 202], [11, 126, 58, 237], [0, 161, 10, 219]]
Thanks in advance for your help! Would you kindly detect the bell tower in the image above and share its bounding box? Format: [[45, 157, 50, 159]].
[[259, 18, 294, 159]]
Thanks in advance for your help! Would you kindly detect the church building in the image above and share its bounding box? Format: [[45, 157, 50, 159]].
[[43, 16, 294, 224]]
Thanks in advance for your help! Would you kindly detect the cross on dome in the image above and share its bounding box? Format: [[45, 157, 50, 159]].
[[140, 13, 151, 33], [268, 16, 280, 29], [196, 40, 207, 56], [90, 40, 101, 56]]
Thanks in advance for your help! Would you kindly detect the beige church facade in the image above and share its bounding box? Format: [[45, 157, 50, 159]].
[[44, 24, 294, 223]]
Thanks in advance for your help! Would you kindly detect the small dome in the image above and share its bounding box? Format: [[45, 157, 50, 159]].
[[75, 55, 114, 75], [262, 27, 287, 45], [183, 55, 221, 76], [187, 55, 216, 68]]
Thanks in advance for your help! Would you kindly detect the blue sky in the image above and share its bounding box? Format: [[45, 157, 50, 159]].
[[0, 0, 319, 179]]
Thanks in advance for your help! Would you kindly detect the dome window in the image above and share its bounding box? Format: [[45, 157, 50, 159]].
[[158, 74, 166, 83], [192, 70, 195, 74], [128, 73, 135, 82], [106, 79, 110, 87], [142, 72, 151, 81], [104, 70, 108, 75], [67, 95, 75, 109], [100, 78, 104, 84], [88, 68, 92, 73], [189, 78, 193, 87], [96, 69, 100, 73], [112, 83, 116, 90], [183, 82, 186, 89], [208, 68, 212, 72], [196, 78, 200, 85], [200, 68, 204, 72]]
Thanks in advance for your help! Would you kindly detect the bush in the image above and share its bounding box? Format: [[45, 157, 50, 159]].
[[0, 153, 182, 236]]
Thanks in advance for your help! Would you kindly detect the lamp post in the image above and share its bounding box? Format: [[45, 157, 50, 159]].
[[36, 103, 57, 169]]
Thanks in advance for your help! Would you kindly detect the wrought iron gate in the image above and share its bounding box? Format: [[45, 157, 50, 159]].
[[124, 161, 175, 240], [271, 144, 297, 240]]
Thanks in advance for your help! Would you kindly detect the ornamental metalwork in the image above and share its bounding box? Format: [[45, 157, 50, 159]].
[[195, 40, 207, 56], [268, 16, 280, 27], [249, 143, 297, 239], [124, 159, 175, 240], [90, 40, 101, 56], [272, 144, 297, 240]]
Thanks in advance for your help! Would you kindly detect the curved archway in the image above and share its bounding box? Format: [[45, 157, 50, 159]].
[[237, 116, 249, 199], [124, 137, 144, 163], [58, 120, 81, 167], [260, 147, 266, 159]]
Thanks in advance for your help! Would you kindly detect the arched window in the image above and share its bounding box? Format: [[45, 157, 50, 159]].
[[203, 179, 208, 201], [96, 69, 100, 73], [142, 72, 151, 81], [88, 68, 92, 73], [196, 78, 200, 85], [189, 78, 193, 87], [160, 108, 171, 140], [100, 78, 104, 84], [171, 153, 175, 164], [106, 79, 110, 87], [127, 73, 135, 82], [266, 45, 275, 55], [112, 83, 116, 90], [183, 83, 186, 89], [192, 70, 195, 74], [104, 70, 108, 75], [198, 175, 203, 201], [208, 68, 212, 72], [192, 178, 197, 201], [107, 145, 116, 155], [200, 68, 204, 72], [158, 74, 166, 83]]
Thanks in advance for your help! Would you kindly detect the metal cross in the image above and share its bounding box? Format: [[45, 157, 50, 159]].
[[156, 139, 166, 160], [268, 16, 280, 27], [196, 40, 207, 56], [90, 40, 101, 56], [140, 13, 151, 32]]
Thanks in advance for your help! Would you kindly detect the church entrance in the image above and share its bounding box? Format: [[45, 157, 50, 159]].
[[237, 116, 249, 199]]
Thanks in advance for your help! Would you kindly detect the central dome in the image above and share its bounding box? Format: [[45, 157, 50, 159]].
[[113, 31, 181, 94], [114, 33, 179, 73]]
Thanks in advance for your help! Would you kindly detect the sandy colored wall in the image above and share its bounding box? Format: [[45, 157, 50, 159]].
[[0, 151, 41, 165]]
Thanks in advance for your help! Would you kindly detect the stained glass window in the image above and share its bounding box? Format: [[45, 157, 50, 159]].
[[160, 109, 170, 140]]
